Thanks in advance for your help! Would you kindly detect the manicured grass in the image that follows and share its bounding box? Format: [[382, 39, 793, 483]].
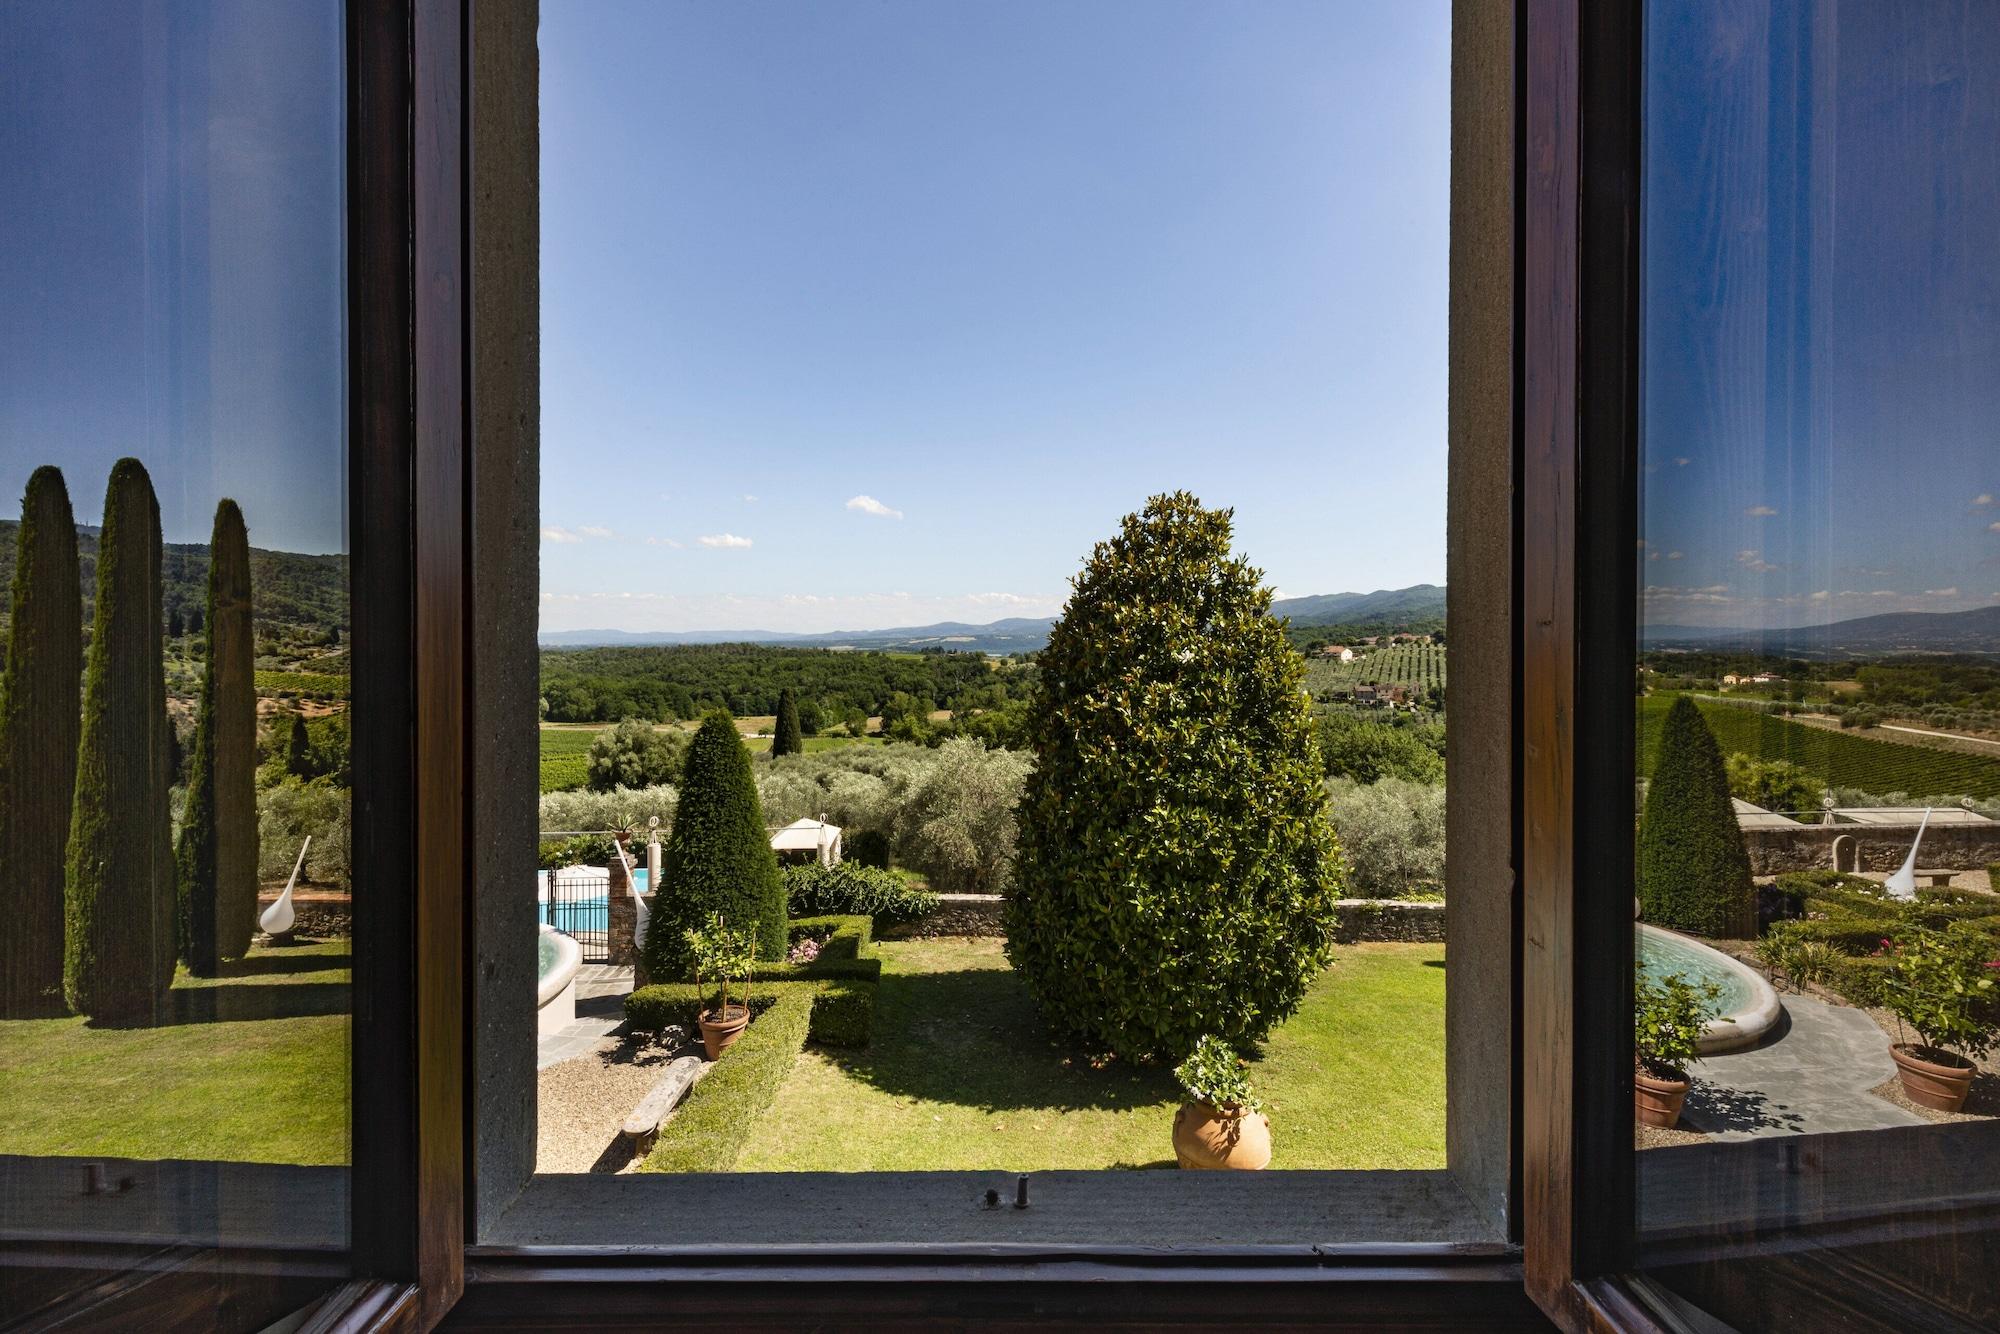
[[733, 938, 1445, 1172], [0, 941, 350, 1165]]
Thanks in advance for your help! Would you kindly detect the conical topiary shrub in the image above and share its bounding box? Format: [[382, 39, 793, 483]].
[[642, 711, 787, 979], [65, 459, 175, 1024], [1005, 492, 1345, 1061], [177, 499, 260, 973], [0, 467, 82, 1016], [1638, 695, 1755, 938], [772, 688, 803, 758]]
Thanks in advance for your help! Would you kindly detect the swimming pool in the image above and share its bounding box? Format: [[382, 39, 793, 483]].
[[1637, 923, 1782, 1053], [535, 867, 648, 937]]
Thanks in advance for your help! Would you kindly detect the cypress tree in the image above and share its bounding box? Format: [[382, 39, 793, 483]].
[[772, 688, 803, 758], [0, 467, 82, 1016], [1637, 695, 1755, 938], [177, 500, 260, 972], [642, 711, 787, 978], [286, 712, 313, 779], [65, 459, 174, 1024]]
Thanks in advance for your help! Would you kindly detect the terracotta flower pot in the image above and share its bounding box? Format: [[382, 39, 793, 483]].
[[698, 1002, 750, 1060], [1891, 1043, 1975, 1113], [1172, 1100, 1272, 1170], [1634, 1063, 1690, 1129]]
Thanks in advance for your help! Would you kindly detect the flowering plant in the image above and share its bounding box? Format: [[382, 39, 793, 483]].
[[1174, 1035, 1262, 1113]]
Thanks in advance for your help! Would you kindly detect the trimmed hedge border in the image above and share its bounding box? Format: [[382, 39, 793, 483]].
[[625, 913, 879, 1047], [638, 987, 814, 1173], [1762, 871, 2000, 1009]]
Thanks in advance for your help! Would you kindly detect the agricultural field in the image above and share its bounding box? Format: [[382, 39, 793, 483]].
[[539, 721, 882, 791], [1304, 643, 1446, 698], [255, 670, 348, 700], [1638, 693, 2000, 799]]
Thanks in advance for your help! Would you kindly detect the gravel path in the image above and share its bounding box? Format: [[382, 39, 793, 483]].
[[536, 1030, 698, 1174]]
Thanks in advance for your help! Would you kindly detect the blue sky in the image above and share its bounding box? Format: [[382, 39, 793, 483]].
[[1642, 1, 2000, 633], [0, 1, 346, 555], [539, 1, 1450, 634]]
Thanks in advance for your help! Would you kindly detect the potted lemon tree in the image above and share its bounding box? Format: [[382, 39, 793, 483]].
[[1635, 972, 1724, 1129], [1882, 924, 1996, 1112], [686, 915, 757, 1060], [1171, 1035, 1272, 1170]]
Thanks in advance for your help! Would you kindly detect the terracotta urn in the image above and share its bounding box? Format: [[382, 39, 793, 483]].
[[1890, 1043, 1975, 1113], [1172, 1100, 1272, 1170], [1634, 1062, 1691, 1129], [699, 1002, 750, 1060]]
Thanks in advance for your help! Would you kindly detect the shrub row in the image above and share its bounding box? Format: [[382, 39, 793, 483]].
[[625, 914, 878, 1046], [639, 987, 815, 1173], [783, 861, 939, 924], [1761, 871, 2000, 1008]]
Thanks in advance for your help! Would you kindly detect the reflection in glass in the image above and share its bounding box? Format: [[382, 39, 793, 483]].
[[1636, 2, 1999, 1328], [0, 1, 349, 1324]]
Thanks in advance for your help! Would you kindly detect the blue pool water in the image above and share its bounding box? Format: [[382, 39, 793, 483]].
[[1637, 924, 1757, 1014], [535, 867, 645, 938]]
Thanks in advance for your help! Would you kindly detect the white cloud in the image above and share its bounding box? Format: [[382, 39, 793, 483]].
[[1746, 505, 1779, 517], [1989, 521, 2000, 534], [1809, 590, 1830, 601], [578, 525, 616, 540], [698, 533, 753, 549], [1977, 494, 1994, 507], [742, 494, 758, 503], [1923, 587, 1961, 598], [1736, 549, 1780, 573], [643, 536, 683, 549], [1666, 551, 1684, 561], [845, 494, 904, 520], [540, 526, 583, 544], [1674, 457, 1691, 467]]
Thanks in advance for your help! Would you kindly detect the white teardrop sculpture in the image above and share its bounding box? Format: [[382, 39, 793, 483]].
[[261, 835, 312, 936], [1884, 808, 1930, 903]]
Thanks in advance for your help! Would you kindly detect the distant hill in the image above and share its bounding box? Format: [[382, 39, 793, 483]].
[[0, 521, 347, 635], [1646, 605, 2000, 658], [1270, 584, 1446, 627], [540, 585, 1448, 654]]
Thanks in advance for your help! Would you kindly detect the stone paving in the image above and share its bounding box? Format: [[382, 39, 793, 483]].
[[1680, 992, 1924, 1140], [536, 964, 633, 1071]]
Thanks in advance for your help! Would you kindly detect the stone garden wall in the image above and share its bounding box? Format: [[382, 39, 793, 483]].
[[1741, 821, 2000, 877], [876, 894, 1448, 944]]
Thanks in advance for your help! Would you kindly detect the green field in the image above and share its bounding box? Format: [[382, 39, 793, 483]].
[[1639, 693, 2000, 798], [0, 941, 350, 1164], [735, 938, 1445, 1172], [1304, 642, 1446, 697], [255, 670, 348, 699], [540, 723, 881, 791]]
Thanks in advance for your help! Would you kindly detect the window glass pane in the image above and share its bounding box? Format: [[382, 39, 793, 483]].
[[496, 0, 1490, 1246], [1637, 2, 1999, 1326], [0, 1, 351, 1324]]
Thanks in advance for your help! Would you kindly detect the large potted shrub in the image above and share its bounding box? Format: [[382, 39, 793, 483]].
[[1007, 492, 1343, 1061], [1634, 972, 1725, 1129], [1637, 696, 1755, 938], [1881, 923, 1996, 1112], [1171, 1035, 1271, 1170], [686, 915, 757, 1060]]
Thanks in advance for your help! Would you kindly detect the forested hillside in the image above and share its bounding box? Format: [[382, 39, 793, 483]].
[[0, 521, 348, 640], [539, 643, 1032, 723]]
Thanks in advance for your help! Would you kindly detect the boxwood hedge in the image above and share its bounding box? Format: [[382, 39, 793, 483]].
[[639, 987, 814, 1173], [625, 913, 878, 1046]]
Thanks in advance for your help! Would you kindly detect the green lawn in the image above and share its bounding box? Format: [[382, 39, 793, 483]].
[[0, 941, 350, 1165], [735, 938, 1445, 1172]]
